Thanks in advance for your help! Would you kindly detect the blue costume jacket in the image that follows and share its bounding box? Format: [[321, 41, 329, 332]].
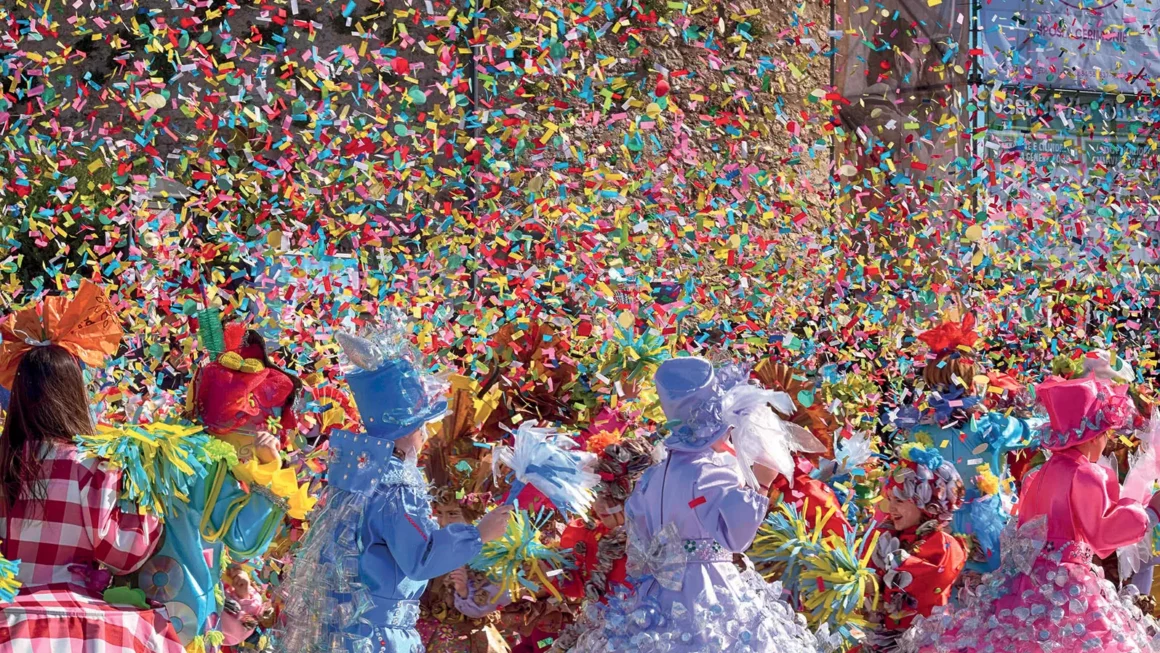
[[906, 412, 1040, 573], [278, 431, 482, 653], [135, 461, 285, 645]]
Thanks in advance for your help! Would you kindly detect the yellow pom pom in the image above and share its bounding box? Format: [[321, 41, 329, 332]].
[[975, 465, 1000, 496], [239, 358, 265, 373], [219, 352, 243, 370]]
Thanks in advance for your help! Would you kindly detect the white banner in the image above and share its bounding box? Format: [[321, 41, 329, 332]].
[[979, 0, 1160, 93]]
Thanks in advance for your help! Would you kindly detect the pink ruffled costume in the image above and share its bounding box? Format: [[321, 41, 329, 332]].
[[905, 376, 1160, 653]]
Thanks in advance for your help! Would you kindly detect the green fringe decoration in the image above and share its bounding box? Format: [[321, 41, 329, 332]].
[[751, 502, 881, 651], [76, 422, 214, 517], [197, 308, 226, 355], [203, 438, 240, 469], [469, 509, 567, 598]]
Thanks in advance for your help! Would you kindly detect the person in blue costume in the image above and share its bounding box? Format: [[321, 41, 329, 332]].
[[134, 327, 297, 649], [136, 438, 288, 648], [276, 327, 513, 653], [894, 314, 1041, 584]]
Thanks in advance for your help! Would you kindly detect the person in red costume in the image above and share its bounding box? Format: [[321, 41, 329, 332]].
[[863, 443, 967, 653], [560, 436, 653, 601], [768, 457, 851, 538], [557, 496, 628, 600], [548, 434, 653, 653], [191, 324, 301, 450]]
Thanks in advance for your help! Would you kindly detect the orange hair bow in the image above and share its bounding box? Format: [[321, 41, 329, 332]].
[[986, 370, 1023, 393], [0, 281, 124, 389], [916, 313, 978, 355]]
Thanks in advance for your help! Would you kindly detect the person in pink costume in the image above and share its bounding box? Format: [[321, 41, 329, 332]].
[[219, 566, 271, 649], [904, 375, 1160, 653]]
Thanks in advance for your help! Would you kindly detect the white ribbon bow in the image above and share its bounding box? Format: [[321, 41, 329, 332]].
[[626, 521, 687, 591]]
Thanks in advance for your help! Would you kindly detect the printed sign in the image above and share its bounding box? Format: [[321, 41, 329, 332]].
[[979, 0, 1160, 93]]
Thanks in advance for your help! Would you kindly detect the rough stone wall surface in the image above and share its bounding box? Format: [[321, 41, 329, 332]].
[[468, 0, 836, 319], [3, 0, 838, 343]]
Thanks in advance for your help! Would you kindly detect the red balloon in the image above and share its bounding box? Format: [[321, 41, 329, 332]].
[[392, 56, 410, 76], [655, 77, 670, 97]]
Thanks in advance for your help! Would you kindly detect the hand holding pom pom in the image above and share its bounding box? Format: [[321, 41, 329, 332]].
[[470, 508, 568, 602], [477, 504, 514, 543]]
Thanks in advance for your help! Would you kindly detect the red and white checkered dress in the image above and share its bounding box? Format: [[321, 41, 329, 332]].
[[0, 442, 184, 652]]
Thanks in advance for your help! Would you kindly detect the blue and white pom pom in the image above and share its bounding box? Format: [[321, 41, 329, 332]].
[[492, 421, 600, 518]]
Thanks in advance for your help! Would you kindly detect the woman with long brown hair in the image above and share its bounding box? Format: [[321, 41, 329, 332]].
[[0, 282, 183, 652]]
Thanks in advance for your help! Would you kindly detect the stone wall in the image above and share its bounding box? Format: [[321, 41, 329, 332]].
[[3, 0, 838, 342]]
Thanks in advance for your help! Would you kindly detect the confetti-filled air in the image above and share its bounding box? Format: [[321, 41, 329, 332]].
[[4, 0, 1160, 651]]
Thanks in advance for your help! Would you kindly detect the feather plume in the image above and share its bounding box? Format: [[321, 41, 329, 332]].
[[753, 360, 838, 459], [721, 385, 826, 490]]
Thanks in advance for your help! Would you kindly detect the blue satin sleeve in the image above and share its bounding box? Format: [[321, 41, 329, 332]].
[[198, 465, 286, 559], [981, 413, 1041, 472], [368, 483, 483, 581], [996, 414, 1039, 452]]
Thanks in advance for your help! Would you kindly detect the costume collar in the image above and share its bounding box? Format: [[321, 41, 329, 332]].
[[379, 455, 428, 490], [1053, 446, 1089, 463], [327, 429, 426, 495]]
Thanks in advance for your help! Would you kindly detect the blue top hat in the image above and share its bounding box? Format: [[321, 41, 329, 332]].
[[344, 357, 448, 442], [655, 357, 749, 452], [337, 329, 448, 442]]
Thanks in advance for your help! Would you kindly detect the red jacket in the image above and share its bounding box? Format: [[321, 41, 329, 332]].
[[771, 459, 850, 538], [558, 520, 629, 601], [872, 526, 966, 631]]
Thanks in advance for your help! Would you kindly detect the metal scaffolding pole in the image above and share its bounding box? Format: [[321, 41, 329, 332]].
[[467, 0, 482, 297]]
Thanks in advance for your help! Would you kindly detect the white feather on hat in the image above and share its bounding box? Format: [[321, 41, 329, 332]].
[[1082, 349, 1135, 385], [720, 385, 826, 490]]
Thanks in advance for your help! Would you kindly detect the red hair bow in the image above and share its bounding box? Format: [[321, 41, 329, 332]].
[[917, 313, 978, 355]]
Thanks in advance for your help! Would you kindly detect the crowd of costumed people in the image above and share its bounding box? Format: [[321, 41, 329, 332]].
[[3, 282, 1160, 653]]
